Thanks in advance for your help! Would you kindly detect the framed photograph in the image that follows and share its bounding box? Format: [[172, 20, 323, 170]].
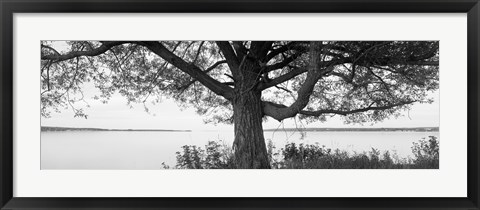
[[1, 0, 479, 209]]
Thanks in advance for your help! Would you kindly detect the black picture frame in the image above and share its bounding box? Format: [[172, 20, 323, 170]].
[[1, 0, 479, 209]]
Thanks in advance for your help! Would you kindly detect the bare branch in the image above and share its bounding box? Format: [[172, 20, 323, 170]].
[[273, 85, 292, 93]]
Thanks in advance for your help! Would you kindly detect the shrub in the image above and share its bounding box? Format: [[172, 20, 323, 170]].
[[411, 136, 439, 168], [175, 145, 204, 169], [168, 136, 439, 169], [174, 141, 233, 169]]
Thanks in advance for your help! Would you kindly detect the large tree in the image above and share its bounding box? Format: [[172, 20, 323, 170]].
[[41, 41, 439, 169]]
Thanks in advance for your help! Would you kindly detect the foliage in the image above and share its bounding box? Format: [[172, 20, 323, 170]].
[[274, 143, 400, 169], [169, 136, 440, 169], [41, 41, 439, 125], [174, 141, 234, 169], [411, 136, 439, 168]]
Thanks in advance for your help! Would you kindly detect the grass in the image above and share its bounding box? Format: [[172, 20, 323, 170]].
[[163, 136, 439, 169]]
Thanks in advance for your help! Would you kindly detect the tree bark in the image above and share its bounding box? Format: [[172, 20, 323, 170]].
[[232, 90, 270, 169], [231, 59, 270, 169]]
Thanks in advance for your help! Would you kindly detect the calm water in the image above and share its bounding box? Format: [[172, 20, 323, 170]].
[[41, 130, 439, 169]]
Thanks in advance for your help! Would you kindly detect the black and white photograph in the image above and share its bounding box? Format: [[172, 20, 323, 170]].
[[40, 41, 439, 170]]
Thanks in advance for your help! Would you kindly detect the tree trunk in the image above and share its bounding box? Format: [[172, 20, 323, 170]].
[[232, 90, 270, 169], [231, 59, 270, 169]]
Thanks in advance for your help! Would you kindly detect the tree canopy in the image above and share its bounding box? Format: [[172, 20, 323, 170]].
[[41, 41, 439, 125]]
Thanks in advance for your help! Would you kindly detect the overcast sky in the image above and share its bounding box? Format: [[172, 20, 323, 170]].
[[41, 88, 439, 131]]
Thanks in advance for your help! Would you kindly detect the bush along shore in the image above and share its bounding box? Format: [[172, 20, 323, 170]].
[[162, 136, 439, 169]]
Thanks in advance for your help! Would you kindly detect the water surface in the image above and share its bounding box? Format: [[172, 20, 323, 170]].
[[41, 130, 439, 169]]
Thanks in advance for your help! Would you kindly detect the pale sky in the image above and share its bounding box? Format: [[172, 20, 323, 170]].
[[41, 87, 440, 131]]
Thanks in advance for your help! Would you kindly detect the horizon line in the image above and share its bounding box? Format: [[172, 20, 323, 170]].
[[41, 125, 439, 130]]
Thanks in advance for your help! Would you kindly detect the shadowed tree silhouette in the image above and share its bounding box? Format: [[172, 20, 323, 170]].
[[41, 41, 439, 169]]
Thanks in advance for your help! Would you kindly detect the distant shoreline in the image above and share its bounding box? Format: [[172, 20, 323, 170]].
[[41, 126, 438, 132], [41, 126, 191, 132], [264, 127, 439, 132]]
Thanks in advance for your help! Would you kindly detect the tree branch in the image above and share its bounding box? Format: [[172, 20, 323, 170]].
[[265, 41, 308, 61], [298, 100, 415, 116], [192, 41, 205, 64], [41, 44, 61, 56], [257, 67, 308, 91], [176, 60, 227, 91], [260, 42, 332, 121], [216, 41, 240, 72], [403, 61, 439, 66], [329, 71, 352, 82], [368, 67, 395, 98], [263, 100, 415, 121], [232, 41, 247, 59], [257, 59, 342, 91], [140, 41, 234, 100], [359, 56, 439, 67], [41, 41, 128, 61], [250, 41, 274, 61], [264, 53, 301, 72], [261, 66, 331, 121]]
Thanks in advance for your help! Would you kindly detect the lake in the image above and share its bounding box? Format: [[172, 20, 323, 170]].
[[40, 130, 439, 169]]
